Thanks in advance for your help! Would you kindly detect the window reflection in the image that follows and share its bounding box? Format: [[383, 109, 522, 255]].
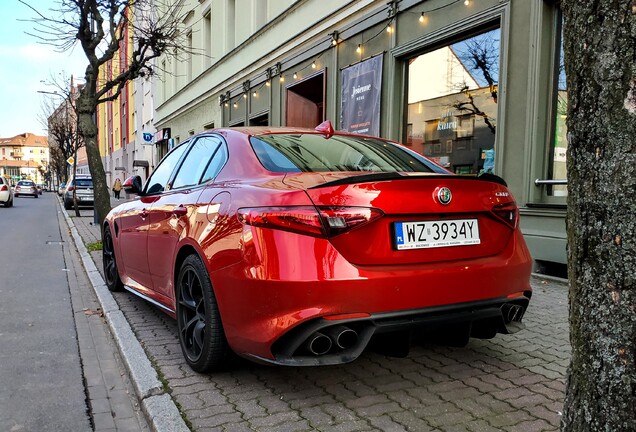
[[406, 28, 500, 175], [549, 18, 568, 196]]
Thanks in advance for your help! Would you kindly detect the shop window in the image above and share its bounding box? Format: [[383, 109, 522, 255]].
[[548, 17, 568, 197], [406, 27, 500, 174]]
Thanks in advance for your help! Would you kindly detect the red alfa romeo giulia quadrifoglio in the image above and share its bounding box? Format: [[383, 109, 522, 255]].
[[103, 121, 532, 372]]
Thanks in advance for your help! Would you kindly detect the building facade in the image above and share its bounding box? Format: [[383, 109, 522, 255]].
[[97, 5, 155, 190], [153, 0, 568, 268], [0, 133, 50, 185]]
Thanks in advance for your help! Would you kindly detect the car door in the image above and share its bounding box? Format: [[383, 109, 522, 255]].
[[146, 135, 226, 302], [118, 142, 189, 295]]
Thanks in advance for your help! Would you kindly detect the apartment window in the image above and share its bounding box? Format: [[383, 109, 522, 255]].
[[406, 27, 500, 174], [204, 11, 212, 68], [187, 30, 193, 82], [253, 0, 267, 31], [226, 0, 236, 51]]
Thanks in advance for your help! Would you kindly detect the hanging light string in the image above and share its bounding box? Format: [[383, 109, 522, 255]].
[[224, 0, 475, 101]]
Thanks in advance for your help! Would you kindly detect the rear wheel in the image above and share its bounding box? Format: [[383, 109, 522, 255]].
[[102, 226, 123, 291], [176, 254, 229, 372]]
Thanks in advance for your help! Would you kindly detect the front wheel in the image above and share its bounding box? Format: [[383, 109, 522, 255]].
[[102, 226, 123, 291], [176, 254, 230, 372]]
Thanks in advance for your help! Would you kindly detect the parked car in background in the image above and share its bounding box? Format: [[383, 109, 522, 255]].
[[0, 177, 14, 207], [64, 175, 93, 210], [57, 182, 66, 196], [14, 180, 38, 198], [103, 122, 532, 372]]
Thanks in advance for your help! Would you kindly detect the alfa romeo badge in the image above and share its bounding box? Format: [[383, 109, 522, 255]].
[[437, 187, 452, 205]]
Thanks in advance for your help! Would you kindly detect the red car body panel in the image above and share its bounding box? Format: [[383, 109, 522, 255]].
[[105, 126, 532, 366]]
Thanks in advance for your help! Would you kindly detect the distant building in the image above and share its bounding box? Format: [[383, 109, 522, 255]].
[[96, 4, 155, 188], [0, 133, 50, 185]]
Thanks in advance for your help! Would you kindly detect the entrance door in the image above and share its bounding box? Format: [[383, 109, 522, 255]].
[[285, 71, 325, 128]]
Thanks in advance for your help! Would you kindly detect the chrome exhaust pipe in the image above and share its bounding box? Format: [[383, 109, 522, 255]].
[[325, 325, 358, 350], [305, 332, 332, 355], [502, 304, 524, 323]]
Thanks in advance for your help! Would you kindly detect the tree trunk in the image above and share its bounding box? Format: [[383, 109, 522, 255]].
[[77, 89, 111, 232], [561, 1, 636, 430]]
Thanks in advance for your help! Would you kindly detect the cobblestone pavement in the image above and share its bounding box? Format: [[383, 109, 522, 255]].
[[75, 208, 569, 432]]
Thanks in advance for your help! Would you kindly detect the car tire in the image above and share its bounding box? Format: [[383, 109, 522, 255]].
[[102, 226, 123, 292], [14, 194, 19, 198], [176, 254, 230, 372], [34, 194, 38, 198]]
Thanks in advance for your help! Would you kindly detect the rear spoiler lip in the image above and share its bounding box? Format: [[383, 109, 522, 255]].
[[307, 172, 508, 189]]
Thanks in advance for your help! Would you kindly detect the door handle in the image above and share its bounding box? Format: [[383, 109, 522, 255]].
[[172, 205, 188, 217], [140, 209, 149, 218]]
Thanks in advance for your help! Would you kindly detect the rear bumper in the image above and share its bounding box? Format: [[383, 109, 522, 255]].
[[246, 295, 530, 366], [210, 228, 532, 363], [0, 191, 10, 202]]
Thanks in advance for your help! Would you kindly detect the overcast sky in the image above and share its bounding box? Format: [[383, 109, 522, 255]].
[[1, 0, 87, 138]]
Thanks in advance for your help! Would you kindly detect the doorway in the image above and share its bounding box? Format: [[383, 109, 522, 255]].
[[285, 71, 325, 128]]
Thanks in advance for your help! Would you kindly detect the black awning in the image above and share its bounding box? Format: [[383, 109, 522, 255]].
[[132, 160, 149, 168]]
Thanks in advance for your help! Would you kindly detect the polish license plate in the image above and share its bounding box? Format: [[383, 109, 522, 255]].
[[394, 219, 480, 250]]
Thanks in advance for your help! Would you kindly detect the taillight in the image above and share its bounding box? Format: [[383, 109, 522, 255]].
[[237, 206, 384, 238], [67, 186, 74, 191], [0, 185, 7, 191], [491, 202, 519, 229]]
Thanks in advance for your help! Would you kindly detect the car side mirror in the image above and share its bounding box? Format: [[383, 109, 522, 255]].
[[123, 175, 144, 195]]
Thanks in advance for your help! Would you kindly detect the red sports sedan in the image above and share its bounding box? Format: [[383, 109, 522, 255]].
[[103, 121, 532, 372]]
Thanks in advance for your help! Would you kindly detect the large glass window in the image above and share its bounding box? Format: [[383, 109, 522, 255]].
[[548, 17, 568, 196], [406, 27, 500, 175]]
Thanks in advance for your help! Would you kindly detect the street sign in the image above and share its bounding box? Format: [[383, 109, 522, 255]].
[[67, 156, 75, 165]]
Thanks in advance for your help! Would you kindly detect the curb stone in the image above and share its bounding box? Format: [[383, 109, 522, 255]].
[[60, 202, 190, 431]]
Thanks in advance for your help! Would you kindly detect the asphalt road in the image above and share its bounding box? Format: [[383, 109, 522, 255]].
[[0, 192, 91, 430]]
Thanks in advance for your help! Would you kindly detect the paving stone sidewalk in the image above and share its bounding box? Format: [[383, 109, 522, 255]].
[[71, 202, 570, 432]]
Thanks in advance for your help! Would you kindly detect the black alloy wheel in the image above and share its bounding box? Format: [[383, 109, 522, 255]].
[[176, 254, 229, 372], [103, 226, 123, 291]]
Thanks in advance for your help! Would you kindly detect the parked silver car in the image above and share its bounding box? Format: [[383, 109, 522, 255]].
[[64, 175, 94, 210]]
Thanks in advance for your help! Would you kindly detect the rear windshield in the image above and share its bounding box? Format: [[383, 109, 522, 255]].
[[250, 134, 446, 174], [17, 181, 34, 186], [74, 179, 93, 187]]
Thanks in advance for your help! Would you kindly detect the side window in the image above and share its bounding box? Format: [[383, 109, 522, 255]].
[[144, 142, 189, 194], [172, 136, 222, 189], [200, 141, 228, 183]]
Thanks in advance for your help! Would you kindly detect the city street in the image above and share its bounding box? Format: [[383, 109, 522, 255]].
[[0, 192, 147, 431], [71, 198, 571, 432]]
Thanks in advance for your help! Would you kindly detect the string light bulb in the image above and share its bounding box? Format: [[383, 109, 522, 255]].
[[224, 102, 229, 107], [233, 102, 238, 108], [293, 72, 298, 79], [243, 93, 247, 99], [464, 0, 470, 5], [253, 91, 257, 97], [311, 61, 316, 69], [386, 24, 393, 33], [356, 44, 362, 54], [419, 12, 425, 23], [265, 80, 271, 87], [280, 75, 284, 83]]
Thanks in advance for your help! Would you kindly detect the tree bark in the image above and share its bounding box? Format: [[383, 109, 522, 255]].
[[561, 1, 636, 430], [77, 80, 111, 230]]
